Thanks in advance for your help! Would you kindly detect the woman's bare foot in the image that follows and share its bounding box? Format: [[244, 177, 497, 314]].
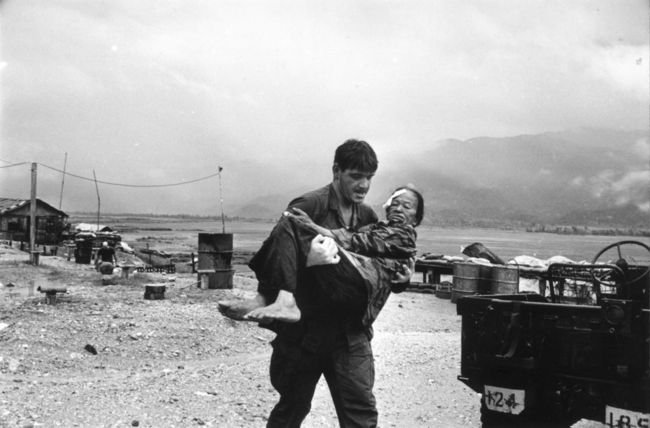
[[245, 290, 301, 323], [218, 293, 266, 321]]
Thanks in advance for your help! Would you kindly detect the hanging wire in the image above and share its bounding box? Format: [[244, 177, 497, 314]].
[[0, 162, 29, 169], [38, 162, 220, 188]]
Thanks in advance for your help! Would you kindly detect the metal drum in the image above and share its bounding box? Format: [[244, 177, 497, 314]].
[[490, 265, 520, 294], [452, 262, 492, 303], [198, 233, 233, 269], [197, 233, 234, 289], [74, 239, 93, 264], [198, 269, 234, 290]]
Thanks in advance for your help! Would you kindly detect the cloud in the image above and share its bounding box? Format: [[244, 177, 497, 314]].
[[571, 176, 585, 186], [589, 45, 649, 97], [1, 0, 648, 213], [590, 169, 650, 211], [632, 138, 650, 158]]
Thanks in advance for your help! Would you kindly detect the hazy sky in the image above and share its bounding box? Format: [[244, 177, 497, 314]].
[[1, 0, 648, 214]]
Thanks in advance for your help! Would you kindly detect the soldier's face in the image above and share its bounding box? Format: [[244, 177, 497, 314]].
[[334, 166, 375, 204]]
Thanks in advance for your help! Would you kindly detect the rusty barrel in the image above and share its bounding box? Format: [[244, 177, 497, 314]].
[[198, 233, 233, 269], [490, 265, 520, 294], [74, 239, 93, 264], [198, 269, 234, 290], [451, 262, 492, 303], [197, 233, 234, 289]]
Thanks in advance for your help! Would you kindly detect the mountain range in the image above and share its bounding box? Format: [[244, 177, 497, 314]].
[[232, 128, 649, 229]]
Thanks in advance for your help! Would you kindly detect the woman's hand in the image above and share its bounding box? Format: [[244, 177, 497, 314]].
[[284, 207, 317, 230], [391, 258, 415, 284], [284, 207, 335, 238]]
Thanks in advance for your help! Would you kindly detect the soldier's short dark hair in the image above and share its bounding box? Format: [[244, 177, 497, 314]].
[[334, 139, 378, 173]]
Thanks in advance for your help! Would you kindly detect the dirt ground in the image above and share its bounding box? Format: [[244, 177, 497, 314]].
[[0, 244, 604, 428]]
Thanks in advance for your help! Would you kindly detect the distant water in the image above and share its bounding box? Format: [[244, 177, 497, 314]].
[[113, 218, 649, 264], [414, 226, 650, 263], [212, 221, 649, 263]]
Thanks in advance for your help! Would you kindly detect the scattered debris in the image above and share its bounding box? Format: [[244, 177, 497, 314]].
[[144, 284, 166, 300], [8, 358, 20, 372], [37, 285, 67, 304], [461, 242, 505, 265]]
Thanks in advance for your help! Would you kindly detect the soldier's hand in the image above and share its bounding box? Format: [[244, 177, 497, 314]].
[[306, 234, 340, 266]]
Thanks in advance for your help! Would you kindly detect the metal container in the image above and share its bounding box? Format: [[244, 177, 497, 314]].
[[74, 240, 93, 264], [198, 269, 234, 290], [490, 265, 519, 294], [452, 262, 492, 303], [198, 233, 233, 270], [144, 284, 165, 300], [196, 233, 234, 289]]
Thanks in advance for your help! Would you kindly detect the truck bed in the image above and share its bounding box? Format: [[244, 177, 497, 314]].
[[456, 263, 649, 425]]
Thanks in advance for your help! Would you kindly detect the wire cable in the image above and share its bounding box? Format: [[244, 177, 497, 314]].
[[0, 162, 29, 169], [38, 162, 221, 188]]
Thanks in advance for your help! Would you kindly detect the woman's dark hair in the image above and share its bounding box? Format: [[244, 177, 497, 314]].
[[334, 139, 378, 173], [388, 186, 425, 227]]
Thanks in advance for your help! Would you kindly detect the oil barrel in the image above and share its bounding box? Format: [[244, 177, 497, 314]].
[[451, 262, 492, 303], [197, 233, 233, 270], [74, 239, 93, 264], [490, 265, 519, 294], [198, 269, 234, 289], [197, 233, 234, 289]]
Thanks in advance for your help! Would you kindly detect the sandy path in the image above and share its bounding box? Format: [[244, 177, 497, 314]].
[[0, 245, 604, 427]]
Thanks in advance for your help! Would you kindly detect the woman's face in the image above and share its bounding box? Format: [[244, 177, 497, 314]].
[[386, 190, 418, 226]]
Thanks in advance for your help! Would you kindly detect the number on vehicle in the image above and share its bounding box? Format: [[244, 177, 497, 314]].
[[606, 406, 649, 428], [483, 385, 525, 415]]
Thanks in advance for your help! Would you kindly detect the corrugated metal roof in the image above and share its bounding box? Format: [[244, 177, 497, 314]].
[[0, 198, 28, 214], [0, 198, 68, 217]]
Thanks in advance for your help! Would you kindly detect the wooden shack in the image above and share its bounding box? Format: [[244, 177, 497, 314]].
[[0, 198, 69, 244]]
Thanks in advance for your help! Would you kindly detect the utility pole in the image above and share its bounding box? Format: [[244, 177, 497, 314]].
[[218, 166, 225, 233], [58, 152, 67, 210], [93, 170, 100, 231], [30, 162, 37, 263]]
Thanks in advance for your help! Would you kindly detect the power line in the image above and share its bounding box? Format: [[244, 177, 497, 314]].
[[38, 162, 221, 188], [0, 162, 29, 169]]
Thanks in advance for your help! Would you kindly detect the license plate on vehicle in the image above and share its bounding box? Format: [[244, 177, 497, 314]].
[[605, 406, 649, 428], [483, 385, 525, 415]]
